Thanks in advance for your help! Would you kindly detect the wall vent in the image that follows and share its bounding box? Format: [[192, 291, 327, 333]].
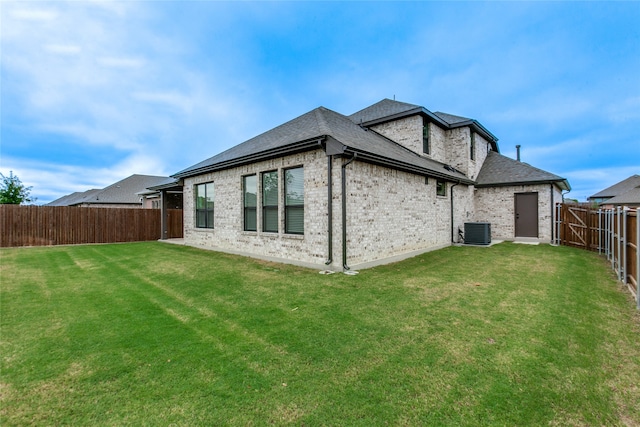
[[464, 222, 491, 245]]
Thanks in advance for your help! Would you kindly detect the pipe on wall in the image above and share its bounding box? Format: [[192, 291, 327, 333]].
[[450, 181, 460, 243], [342, 153, 357, 270], [325, 155, 333, 265]]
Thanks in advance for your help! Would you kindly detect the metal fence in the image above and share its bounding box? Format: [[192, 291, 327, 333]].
[[556, 203, 639, 309]]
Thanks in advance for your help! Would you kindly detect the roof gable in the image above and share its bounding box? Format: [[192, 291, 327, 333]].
[[476, 151, 570, 190]]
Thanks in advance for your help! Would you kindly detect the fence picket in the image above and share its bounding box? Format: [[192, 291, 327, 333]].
[[0, 206, 183, 247], [558, 203, 639, 308]]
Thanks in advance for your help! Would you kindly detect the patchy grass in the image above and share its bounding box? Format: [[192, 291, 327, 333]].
[[1, 242, 639, 426]]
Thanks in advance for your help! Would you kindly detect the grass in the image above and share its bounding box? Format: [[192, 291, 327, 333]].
[[1, 242, 639, 426]]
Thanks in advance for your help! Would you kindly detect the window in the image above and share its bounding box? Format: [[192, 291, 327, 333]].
[[423, 119, 430, 155], [195, 182, 214, 228], [262, 171, 278, 233], [470, 132, 476, 160], [436, 179, 446, 197], [285, 167, 304, 234], [243, 175, 257, 231]]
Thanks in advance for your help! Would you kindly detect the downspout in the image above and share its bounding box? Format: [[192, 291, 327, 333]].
[[550, 184, 554, 244], [342, 152, 357, 270], [325, 154, 333, 265], [450, 180, 460, 243]]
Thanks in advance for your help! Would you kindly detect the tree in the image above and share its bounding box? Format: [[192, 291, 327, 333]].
[[0, 171, 37, 204]]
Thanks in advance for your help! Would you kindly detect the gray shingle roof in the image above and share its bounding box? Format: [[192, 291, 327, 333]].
[[433, 112, 473, 125], [349, 99, 421, 124], [48, 175, 170, 206], [605, 185, 640, 205], [47, 189, 101, 206], [173, 106, 473, 183], [476, 151, 570, 190], [589, 174, 640, 199]]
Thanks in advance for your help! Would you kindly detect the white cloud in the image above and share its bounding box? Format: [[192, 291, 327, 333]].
[[44, 44, 82, 55], [9, 8, 58, 21], [97, 56, 146, 69]]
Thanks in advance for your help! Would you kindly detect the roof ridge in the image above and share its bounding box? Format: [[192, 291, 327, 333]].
[[314, 107, 333, 135]]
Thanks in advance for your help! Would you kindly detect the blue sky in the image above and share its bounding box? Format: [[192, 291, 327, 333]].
[[1, 1, 639, 204]]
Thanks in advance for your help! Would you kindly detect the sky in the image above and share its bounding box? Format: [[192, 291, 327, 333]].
[[1, 1, 639, 205]]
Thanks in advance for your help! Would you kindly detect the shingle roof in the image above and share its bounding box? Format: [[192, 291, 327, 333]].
[[173, 106, 473, 183], [349, 99, 421, 124], [589, 174, 640, 199], [433, 112, 473, 125], [47, 189, 101, 206], [48, 175, 170, 206], [476, 151, 570, 190], [605, 185, 640, 205]]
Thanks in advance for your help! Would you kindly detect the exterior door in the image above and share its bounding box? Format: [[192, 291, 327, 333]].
[[515, 192, 538, 238]]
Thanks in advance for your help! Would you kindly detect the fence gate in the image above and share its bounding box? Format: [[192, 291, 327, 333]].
[[556, 203, 639, 310]]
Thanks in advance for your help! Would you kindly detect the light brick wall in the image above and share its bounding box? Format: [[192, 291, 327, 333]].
[[183, 150, 330, 266], [474, 183, 560, 242], [343, 161, 459, 265], [371, 115, 423, 155], [369, 115, 491, 181], [183, 150, 463, 269]]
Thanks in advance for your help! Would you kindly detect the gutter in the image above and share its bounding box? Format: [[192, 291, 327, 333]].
[[342, 152, 357, 270]]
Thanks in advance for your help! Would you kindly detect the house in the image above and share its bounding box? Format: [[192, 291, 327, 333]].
[[588, 175, 640, 208], [168, 99, 570, 270], [48, 174, 176, 208]]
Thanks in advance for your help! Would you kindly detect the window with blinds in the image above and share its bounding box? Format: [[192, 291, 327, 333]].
[[195, 182, 214, 228], [262, 171, 278, 233], [285, 167, 304, 235], [243, 175, 257, 232]]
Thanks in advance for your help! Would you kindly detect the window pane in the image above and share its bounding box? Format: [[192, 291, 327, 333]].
[[263, 207, 278, 232], [245, 207, 257, 231], [286, 206, 304, 234], [195, 182, 214, 228], [196, 184, 206, 209], [196, 210, 207, 228], [423, 121, 430, 154], [437, 180, 446, 196], [263, 171, 278, 206], [244, 175, 257, 207], [285, 168, 304, 206]]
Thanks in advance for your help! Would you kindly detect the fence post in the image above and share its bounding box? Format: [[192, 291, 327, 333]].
[[636, 209, 639, 310], [598, 209, 602, 254], [623, 207, 628, 286]]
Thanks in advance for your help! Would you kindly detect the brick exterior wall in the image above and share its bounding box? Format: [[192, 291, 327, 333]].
[[181, 111, 564, 269], [370, 115, 491, 181], [344, 161, 459, 266], [182, 148, 466, 269], [474, 183, 563, 242], [183, 150, 330, 267]]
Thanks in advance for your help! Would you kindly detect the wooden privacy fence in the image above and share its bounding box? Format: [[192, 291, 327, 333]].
[[556, 203, 639, 309], [0, 205, 183, 248]]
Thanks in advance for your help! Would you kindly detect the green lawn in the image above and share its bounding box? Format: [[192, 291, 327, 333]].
[[1, 242, 639, 426]]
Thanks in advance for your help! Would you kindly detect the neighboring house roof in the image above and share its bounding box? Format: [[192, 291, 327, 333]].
[[348, 99, 499, 151], [604, 185, 640, 205], [48, 175, 171, 206], [173, 106, 474, 184], [476, 151, 571, 191], [47, 189, 101, 206], [589, 174, 640, 200]]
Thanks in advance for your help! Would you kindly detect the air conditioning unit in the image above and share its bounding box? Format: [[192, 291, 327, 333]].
[[464, 222, 491, 245]]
